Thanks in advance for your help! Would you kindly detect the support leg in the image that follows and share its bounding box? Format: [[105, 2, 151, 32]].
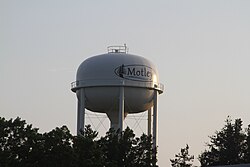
[[153, 90, 158, 160], [118, 86, 124, 132], [148, 108, 152, 136], [77, 89, 85, 135]]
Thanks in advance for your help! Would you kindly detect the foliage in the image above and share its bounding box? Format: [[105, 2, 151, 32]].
[[40, 126, 75, 167], [244, 125, 250, 162], [0, 117, 42, 167], [73, 125, 103, 167], [171, 116, 250, 167], [0, 117, 157, 167], [199, 116, 247, 166], [170, 144, 194, 167], [99, 127, 157, 167]]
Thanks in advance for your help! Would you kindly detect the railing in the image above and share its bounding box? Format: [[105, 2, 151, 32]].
[[155, 83, 164, 93], [71, 81, 79, 89], [71, 79, 164, 93], [107, 45, 128, 53]]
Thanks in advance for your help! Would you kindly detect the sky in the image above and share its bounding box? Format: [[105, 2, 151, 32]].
[[1, 0, 250, 166]]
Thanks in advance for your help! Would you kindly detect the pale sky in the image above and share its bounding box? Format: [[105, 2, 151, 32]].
[[1, 1, 250, 166]]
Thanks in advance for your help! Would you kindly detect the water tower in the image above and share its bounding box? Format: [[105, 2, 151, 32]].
[[71, 45, 164, 150]]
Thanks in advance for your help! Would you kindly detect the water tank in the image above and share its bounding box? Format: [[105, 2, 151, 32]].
[[71, 46, 163, 115]]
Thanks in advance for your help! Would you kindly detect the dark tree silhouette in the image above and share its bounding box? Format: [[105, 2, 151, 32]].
[[243, 125, 250, 163], [99, 127, 158, 167], [170, 144, 194, 167], [0, 117, 51, 167], [73, 125, 103, 167], [40, 126, 75, 167], [199, 117, 246, 166], [0, 117, 157, 167]]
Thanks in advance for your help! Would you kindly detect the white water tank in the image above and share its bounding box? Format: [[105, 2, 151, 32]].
[[71, 46, 163, 115]]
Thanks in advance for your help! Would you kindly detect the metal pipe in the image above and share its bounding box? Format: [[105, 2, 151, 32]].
[[118, 86, 124, 132], [77, 89, 85, 135], [153, 90, 158, 158], [148, 108, 152, 136]]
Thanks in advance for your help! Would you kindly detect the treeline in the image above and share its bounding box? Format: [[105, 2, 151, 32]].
[[171, 117, 250, 167], [0, 117, 157, 167]]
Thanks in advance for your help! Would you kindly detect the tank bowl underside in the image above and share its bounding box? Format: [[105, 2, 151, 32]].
[[76, 86, 154, 113]]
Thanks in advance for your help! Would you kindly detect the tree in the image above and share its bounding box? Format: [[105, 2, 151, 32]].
[[73, 125, 104, 167], [40, 126, 75, 167], [134, 133, 157, 167], [244, 125, 250, 163], [0, 117, 158, 167], [0, 117, 44, 167], [99, 127, 158, 167], [99, 128, 132, 167], [170, 144, 194, 167], [199, 117, 246, 166]]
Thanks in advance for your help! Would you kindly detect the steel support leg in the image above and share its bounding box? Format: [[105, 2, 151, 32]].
[[77, 89, 85, 135], [153, 90, 158, 160], [118, 86, 124, 132], [148, 108, 152, 136]]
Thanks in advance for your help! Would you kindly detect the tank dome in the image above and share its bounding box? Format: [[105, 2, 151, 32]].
[[77, 53, 159, 85]]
